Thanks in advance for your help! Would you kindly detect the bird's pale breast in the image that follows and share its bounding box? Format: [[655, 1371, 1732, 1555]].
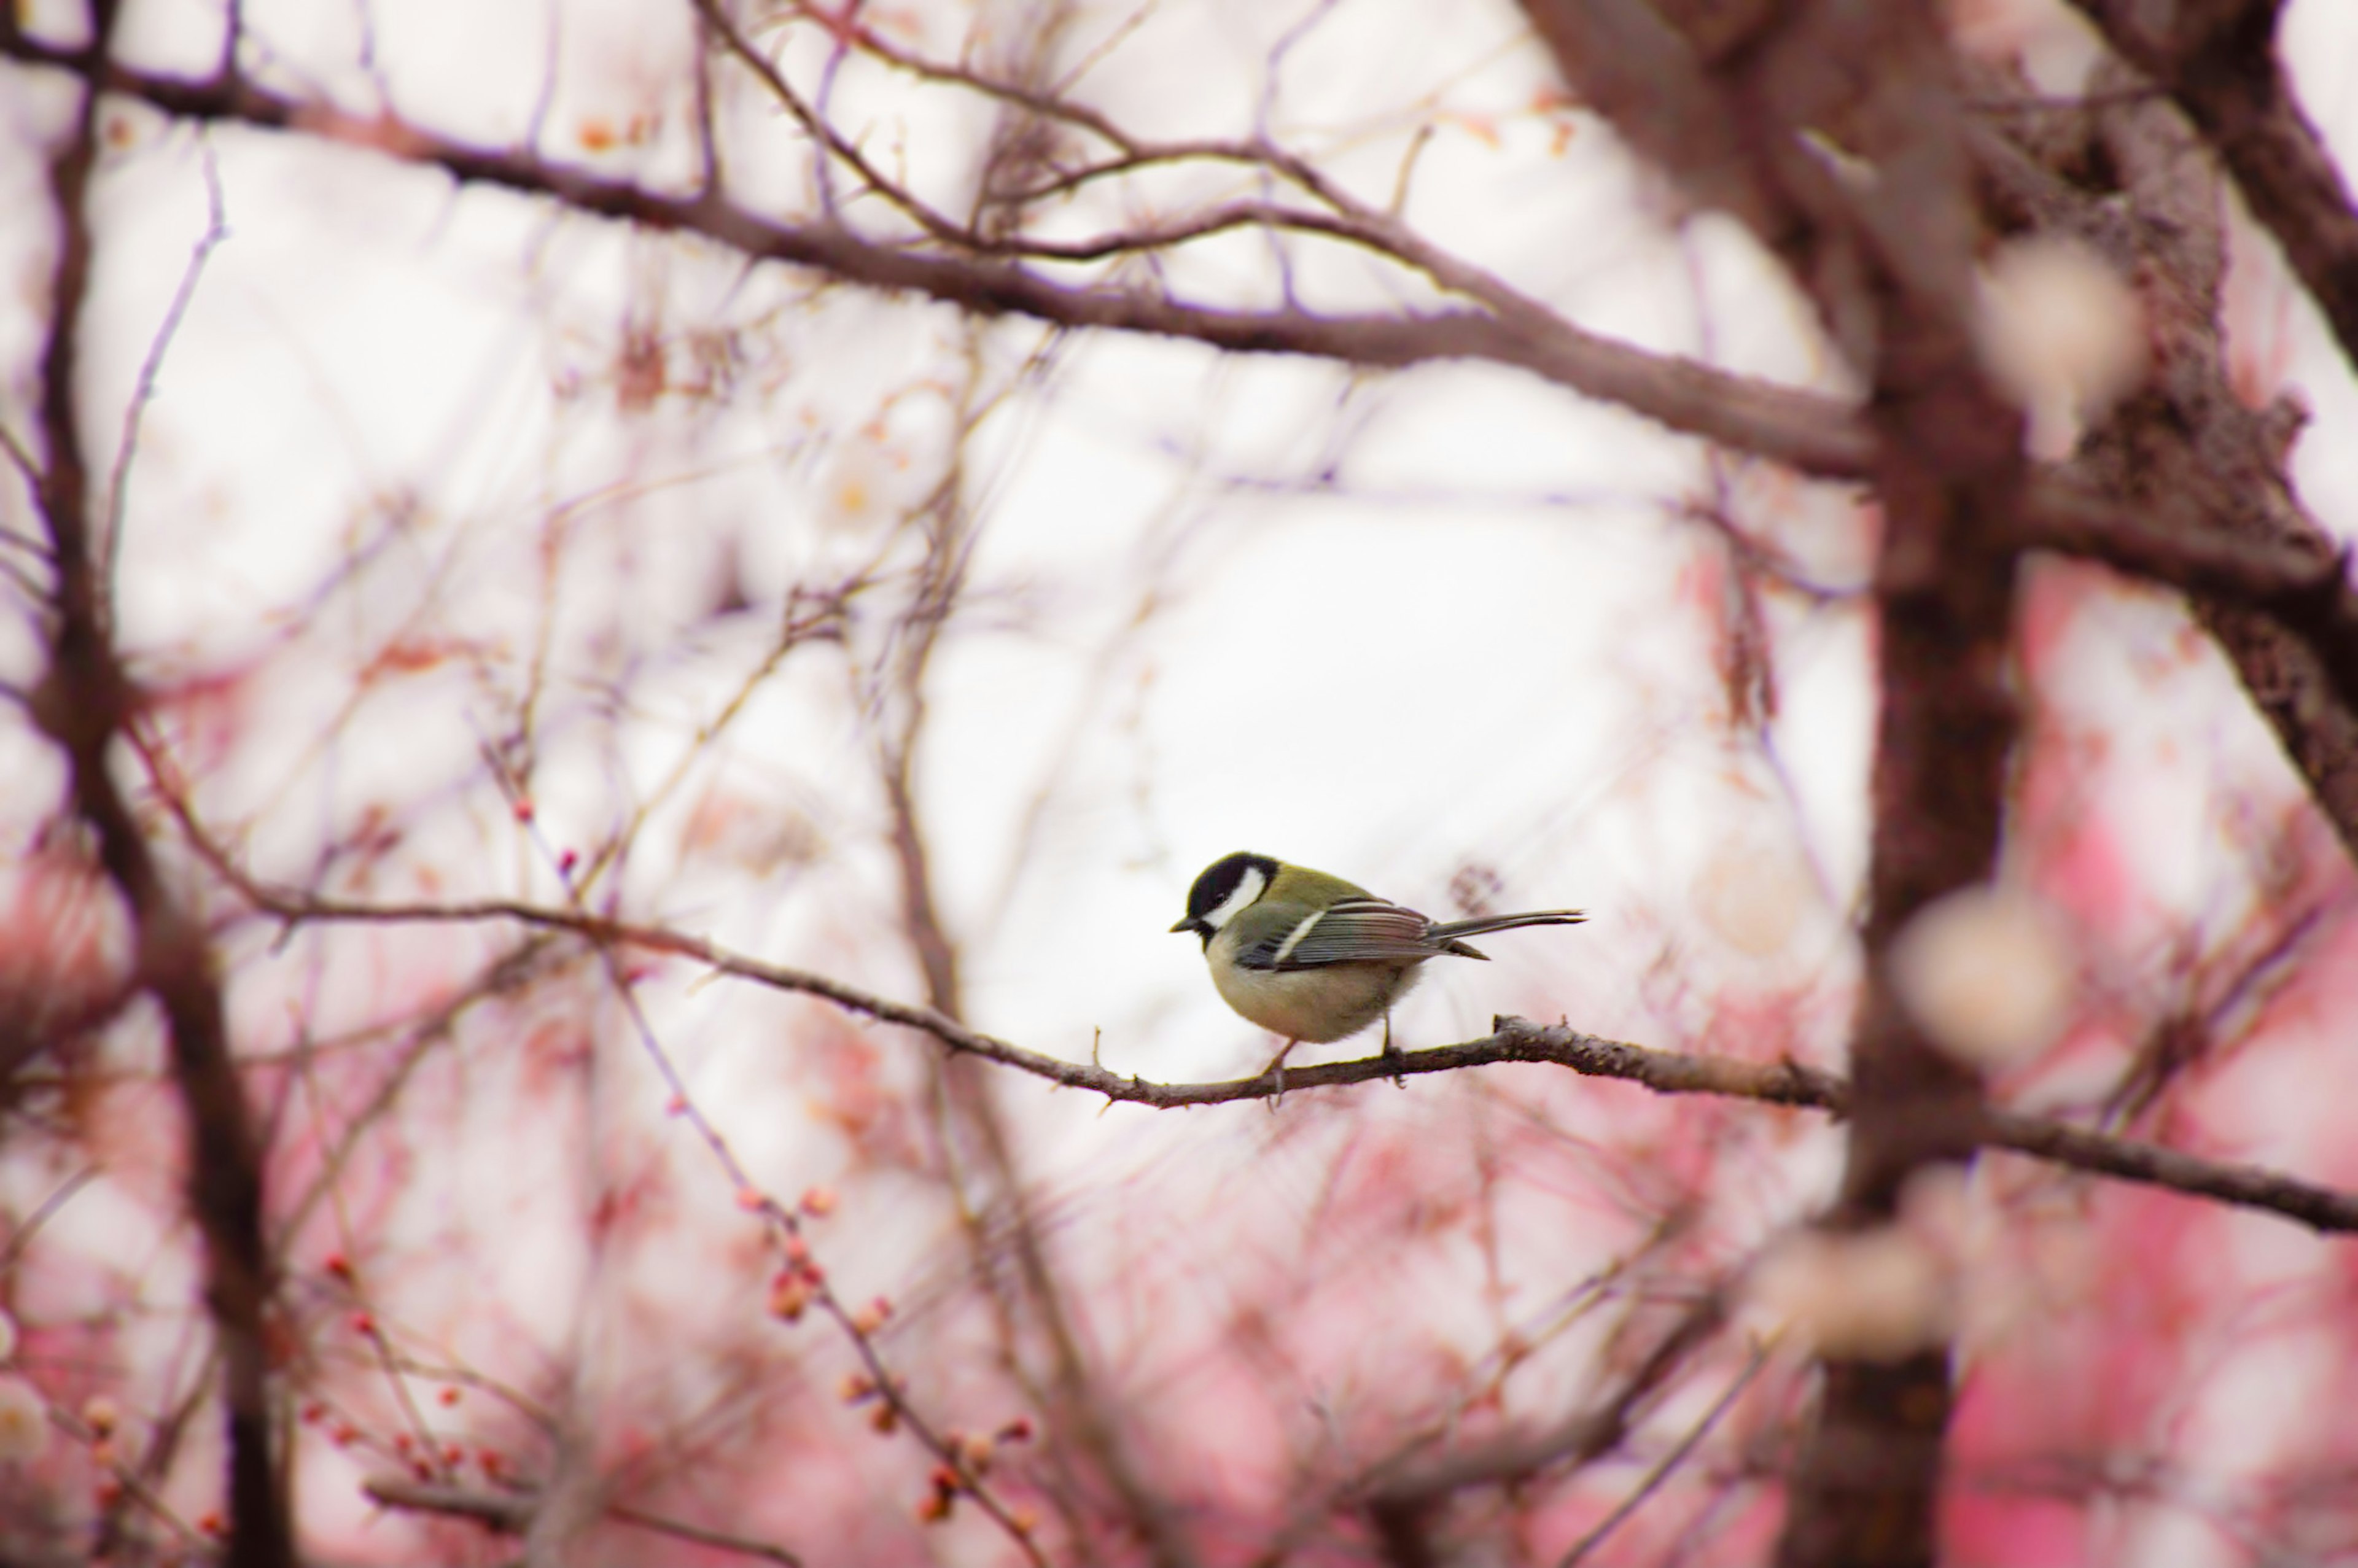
[[1209, 956, 1421, 1044]]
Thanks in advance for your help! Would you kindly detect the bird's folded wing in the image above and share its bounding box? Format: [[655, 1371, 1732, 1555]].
[[1235, 899, 1442, 969]]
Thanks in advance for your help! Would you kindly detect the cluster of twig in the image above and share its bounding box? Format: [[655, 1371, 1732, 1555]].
[[8, 0, 2358, 1564]]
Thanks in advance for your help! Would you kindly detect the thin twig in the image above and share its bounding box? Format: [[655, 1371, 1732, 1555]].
[[1556, 1340, 1771, 1567], [99, 143, 229, 627], [0, 1163, 101, 1275]]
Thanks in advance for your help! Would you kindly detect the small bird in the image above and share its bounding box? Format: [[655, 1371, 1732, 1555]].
[[1170, 851, 1584, 1076]]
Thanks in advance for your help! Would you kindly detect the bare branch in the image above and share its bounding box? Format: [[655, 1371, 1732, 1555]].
[[158, 848, 2358, 1235], [2077, 58, 2358, 856], [0, 1164, 102, 1276], [363, 1475, 537, 1531], [17, 3, 292, 1562], [10, 21, 2357, 677], [1366, 1297, 1726, 1567], [2065, 0, 2358, 382], [98, 144, 229, 622], [362, 1475, 807, 1563], [0, 25, 1873, 478], [1557, 1338, 1772, 1567], [1514, 6, 2025, 1562], [866, 328, 1200, 1568]]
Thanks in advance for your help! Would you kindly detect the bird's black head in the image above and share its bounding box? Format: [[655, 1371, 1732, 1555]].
[[1170, 851, 1280, 945]]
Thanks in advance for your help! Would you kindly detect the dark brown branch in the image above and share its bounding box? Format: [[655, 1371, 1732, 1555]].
[[1516, 7, 2021, 1564], [17, 4, 292, 1564], [1973, 1101, 2358, 1231], [1517, 0, 1856, 328], [2014, 473, 2358, 719], [2065, 0, 2358, 384], [1954, 57, 2358, 857], [171, 858, 2358, 1235], [0, 25, 1869, 478], [2018, 473, 2345, 603], [2073, 60, 2358, 860], [2039, 4, 2358, 742], [10, 21, 2358, 660]]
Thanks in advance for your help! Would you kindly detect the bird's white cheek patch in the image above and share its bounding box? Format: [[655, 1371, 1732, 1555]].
[[1200, 866, 1266, 933]]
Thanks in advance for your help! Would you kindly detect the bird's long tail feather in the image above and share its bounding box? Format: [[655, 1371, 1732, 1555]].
[[1429, 909, 1586, 941]]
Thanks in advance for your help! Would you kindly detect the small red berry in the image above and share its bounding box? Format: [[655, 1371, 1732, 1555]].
[[768, 1275, 812, 1323]]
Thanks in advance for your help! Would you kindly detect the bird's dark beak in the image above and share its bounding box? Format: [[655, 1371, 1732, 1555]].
[[1170, 917, 1199, 934]]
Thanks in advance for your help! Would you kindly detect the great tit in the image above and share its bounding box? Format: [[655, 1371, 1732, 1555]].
[[1170, 851, 1584, 1070]]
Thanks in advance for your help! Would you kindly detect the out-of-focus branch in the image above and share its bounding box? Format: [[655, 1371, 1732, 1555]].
[[361, 1475, 806, 1563], [1519, 7, 2026, 1563], [870, 334, 1199, 1568], [2017, 476, 2358, 766], [10, 21, 2358, 689], [1365, 1297, 1726, 1568], [2064, 0, 2358, 382], [2018, 474, 2342, 599], [1964, 47, 2358, 856], [2069, 61, 2358, 856], [1517, 0, 1875, 358], [1555, 1337, 1773, 1566], [0, 24, 1868, 476], [98, 147, 227, 624], [363, 1475, 535, 1531], [17, 4, 292, 1564]]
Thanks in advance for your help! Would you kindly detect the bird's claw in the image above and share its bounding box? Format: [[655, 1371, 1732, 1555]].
[[1261, 1039, 1299, 1111]]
